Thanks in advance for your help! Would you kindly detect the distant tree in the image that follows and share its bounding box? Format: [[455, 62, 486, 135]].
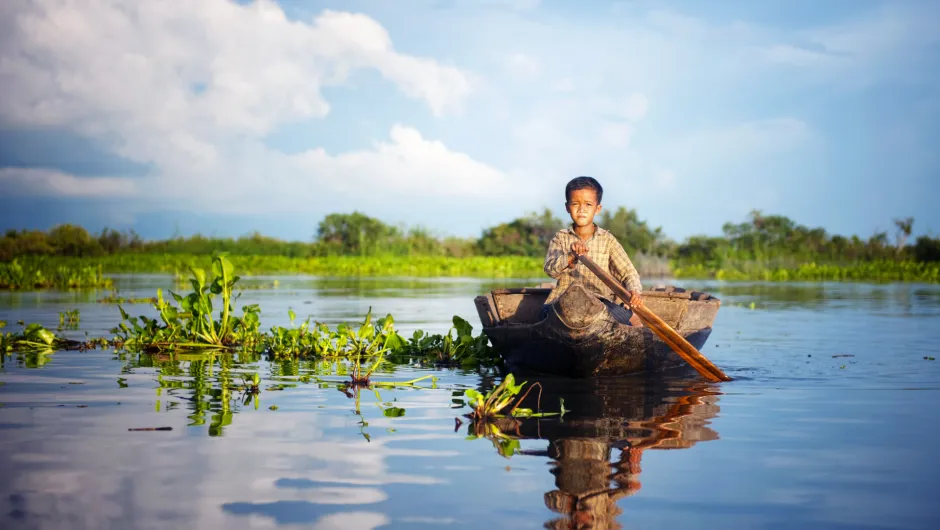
[[47, 224, 102, 257], [476, 208, 565, 257], [675, 235, 726, 266], [403, 226, 442, 256], [598, 206, 668, 256], [893, 217, 914, 254], [314, 212, 400, 256], [913, 235, 940, 262]]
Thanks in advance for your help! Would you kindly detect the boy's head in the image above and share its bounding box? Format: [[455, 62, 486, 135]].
[[564, 176, 603, 228]]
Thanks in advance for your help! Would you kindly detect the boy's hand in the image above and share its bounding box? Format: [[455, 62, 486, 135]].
[[624, 291, 645, 327], [627, 291, 643, 308], [570, 241, 587, 256], [567, 241, 588, 267]]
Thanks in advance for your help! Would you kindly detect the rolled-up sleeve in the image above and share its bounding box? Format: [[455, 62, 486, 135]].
[[543, 233, 571, 278], [608, 236, 643, 293]]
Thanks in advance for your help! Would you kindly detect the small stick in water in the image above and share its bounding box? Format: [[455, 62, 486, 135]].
[[128, 427, 173, 431]]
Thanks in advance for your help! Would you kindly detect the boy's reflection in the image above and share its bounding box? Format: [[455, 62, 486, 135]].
[[474, 376, 721, 530]]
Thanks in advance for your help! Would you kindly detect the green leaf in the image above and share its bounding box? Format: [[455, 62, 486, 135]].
[[36, 328, 56, 346], [464, 389, 485, 405], [384, 332, 406, 351], [190, 267, 206, 289], [219, 255, 234, 279], [495, 438, 521, 458], [378, 314, 394, 331], [383, 407, 406, 417], [453, 315, 472, 337]]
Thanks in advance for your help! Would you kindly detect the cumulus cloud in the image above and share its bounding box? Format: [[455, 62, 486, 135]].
[[0, 0, 486, 212], [294, 125, 515, 198], [0, 0, 935, 237], [0, 167, 138, 197]]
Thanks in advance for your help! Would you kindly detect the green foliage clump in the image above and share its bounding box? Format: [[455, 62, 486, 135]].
[[113, 255, 262, 351], [674, 259, 940, 283], [0, 259, 113, 290], [4, 209, 939, 289], [476, 208, 565, 257], [110, 255, 500, 369]]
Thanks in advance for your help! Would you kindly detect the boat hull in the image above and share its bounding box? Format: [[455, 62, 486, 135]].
[[475, 282, 720, 378]]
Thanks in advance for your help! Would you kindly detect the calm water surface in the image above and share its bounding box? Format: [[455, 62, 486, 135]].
[[2, 276, 939, 530]]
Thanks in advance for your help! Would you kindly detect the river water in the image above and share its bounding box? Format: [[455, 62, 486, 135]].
[[1, 276, 939, 530]]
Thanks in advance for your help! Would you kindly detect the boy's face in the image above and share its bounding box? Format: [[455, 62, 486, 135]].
[[565, 188, 602, 228]]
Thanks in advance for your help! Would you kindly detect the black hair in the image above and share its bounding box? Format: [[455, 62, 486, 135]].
[[565, 176, 603, 204]]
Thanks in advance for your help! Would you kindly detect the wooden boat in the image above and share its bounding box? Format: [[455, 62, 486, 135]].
[[473, 282, 721, 378]]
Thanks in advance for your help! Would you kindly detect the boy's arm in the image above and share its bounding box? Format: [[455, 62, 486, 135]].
[[608, 239, 643, 293], [543, 233, 572, 279]]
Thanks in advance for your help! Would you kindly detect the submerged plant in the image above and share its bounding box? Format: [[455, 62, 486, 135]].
[[2, 323, 103, 355], [58, 309, 80, 330], [463, 374, 561, 422], [460, 374, 567, 459]]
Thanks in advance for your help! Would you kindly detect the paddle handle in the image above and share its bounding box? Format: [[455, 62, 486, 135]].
[[576, 254, 732, 382]]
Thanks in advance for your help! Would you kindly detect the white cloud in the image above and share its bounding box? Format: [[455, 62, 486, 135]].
[[0, 167, 138, 197], [293, 125, 520, 199], [755, 3, 940, 88], [0, 0, 935, 238], [0, 0, 483, 216]]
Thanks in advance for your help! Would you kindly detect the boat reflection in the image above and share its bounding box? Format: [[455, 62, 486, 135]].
[[475, 375, 722, 530]]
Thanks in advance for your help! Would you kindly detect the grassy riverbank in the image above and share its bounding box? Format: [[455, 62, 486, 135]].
[[3, 253, 940, 291], [0, 252, 673, 289], [673, 260, 940, 283]]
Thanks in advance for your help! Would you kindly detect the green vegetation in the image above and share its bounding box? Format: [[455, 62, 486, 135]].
[[460, 373, 566, 458], [1, 322, 110, 369], [0, 259, 113, 289], [110, 255, 499, 371], [58, 309, 80, 330], [463, 373, 559, 421], [674, 260, 940, 283], [3, 209, 939, 287]]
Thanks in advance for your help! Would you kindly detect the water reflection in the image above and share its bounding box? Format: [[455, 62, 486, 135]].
[[471, 376, 721, 529]]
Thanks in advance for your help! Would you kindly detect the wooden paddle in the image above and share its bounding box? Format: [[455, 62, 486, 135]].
[[576, 254, 732, 382]]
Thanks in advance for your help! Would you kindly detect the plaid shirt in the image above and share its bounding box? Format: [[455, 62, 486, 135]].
[[543, 225, 643, 305]]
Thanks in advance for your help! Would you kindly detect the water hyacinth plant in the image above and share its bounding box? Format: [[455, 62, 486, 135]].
[[109, 254, 499, 368], [112, 254, 262, 351], [459, 374, 567, 458], [463, 374, 560, 422]]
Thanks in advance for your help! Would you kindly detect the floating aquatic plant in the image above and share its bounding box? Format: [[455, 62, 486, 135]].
[[463, 374, 562, 422], [58, 309, 80, 330], [108, 254, 499, 367], [459, 374, 568, 458]]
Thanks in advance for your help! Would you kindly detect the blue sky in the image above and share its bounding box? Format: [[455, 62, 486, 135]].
[[1, 0, 937, 243]]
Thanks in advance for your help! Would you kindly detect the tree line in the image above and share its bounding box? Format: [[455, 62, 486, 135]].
[[2, 208, 938, 264]]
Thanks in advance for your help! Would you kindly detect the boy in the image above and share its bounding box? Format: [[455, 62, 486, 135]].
[[540, 176, 645, 326]]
